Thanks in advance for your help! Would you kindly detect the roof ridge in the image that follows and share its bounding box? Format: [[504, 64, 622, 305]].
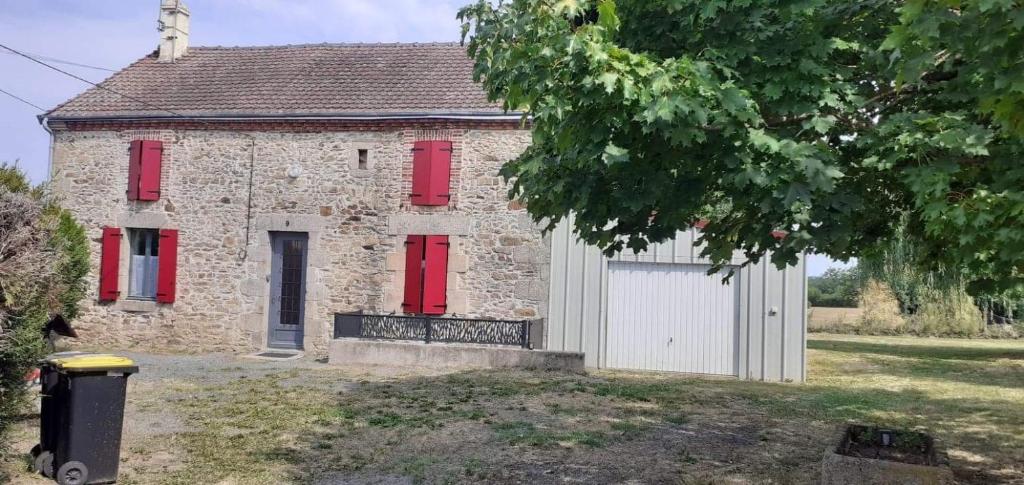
[[42, 43, 503, 121], [191, 42, 464, 50]]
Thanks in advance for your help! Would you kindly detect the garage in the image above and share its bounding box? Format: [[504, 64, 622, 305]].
[[544, 217, 807, 382], [605, 262, 739, 375]]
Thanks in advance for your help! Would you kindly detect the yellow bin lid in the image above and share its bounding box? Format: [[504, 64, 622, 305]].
[[49, 354, 136, 372]]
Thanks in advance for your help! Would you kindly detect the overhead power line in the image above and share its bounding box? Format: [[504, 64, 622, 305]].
[[0, 49, 116, 72], [0, 86, 45, 111], [0, 44, 263, 263], [0, 42, 190, 118]]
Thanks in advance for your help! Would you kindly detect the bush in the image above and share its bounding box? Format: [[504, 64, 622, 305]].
[[857, 220, 1023, 338], [856, 279, 906, 334], [910, 288, 985, 337], [0, 163, 89, 458]]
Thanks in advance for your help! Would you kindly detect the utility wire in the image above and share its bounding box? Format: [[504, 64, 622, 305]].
[[0, 43, 261, 261], [0, 86, 45, 111], [0, 49, 116, 72], [0, 42, 192, 118]]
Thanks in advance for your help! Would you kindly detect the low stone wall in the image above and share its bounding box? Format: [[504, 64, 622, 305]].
[[328, 338, 584, 371]]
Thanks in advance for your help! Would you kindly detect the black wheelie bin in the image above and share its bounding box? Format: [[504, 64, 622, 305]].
[[31, 353, 138, 485]]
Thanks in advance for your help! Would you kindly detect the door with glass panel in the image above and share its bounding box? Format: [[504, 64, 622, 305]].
[[268, 232, 307, 349]]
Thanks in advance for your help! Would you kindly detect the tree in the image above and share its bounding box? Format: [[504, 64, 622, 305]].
[[0, 163, 89, 458], [458, 0, 1024, 292], [808, 267, 860, 308]]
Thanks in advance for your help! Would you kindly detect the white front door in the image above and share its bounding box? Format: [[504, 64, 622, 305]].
[[606, 262, 740, 375]]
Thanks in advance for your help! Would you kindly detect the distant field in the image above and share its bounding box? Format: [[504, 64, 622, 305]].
[[808, 306, 863, 332]]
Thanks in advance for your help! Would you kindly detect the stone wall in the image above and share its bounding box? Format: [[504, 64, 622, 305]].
[[49, 123, 547, 354]]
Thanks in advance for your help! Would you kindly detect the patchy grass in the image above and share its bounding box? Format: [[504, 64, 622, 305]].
[[492, 421, 607, 448], [4, 334, 1022, 484]]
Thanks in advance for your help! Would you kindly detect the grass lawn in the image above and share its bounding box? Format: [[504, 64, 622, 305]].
[[5, 334, 1023, 484]]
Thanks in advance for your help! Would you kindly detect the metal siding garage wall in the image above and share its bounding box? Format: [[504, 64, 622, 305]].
[[606, 262, 740, 375], [546, 218, 807, 382]]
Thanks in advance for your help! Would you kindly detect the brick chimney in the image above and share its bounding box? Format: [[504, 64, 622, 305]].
[[158, 0, 190, 62]]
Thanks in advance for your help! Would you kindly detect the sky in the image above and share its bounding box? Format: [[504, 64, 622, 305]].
[[0, 0, 851, 276]]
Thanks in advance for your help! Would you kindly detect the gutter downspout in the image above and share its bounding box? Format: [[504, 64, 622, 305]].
[[38, 115, 55, 183]]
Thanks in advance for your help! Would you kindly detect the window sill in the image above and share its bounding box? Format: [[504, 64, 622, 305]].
[[113, 299, 161, 313]]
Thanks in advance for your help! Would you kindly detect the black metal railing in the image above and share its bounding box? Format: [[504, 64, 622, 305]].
[[334, 313, 534, 348]]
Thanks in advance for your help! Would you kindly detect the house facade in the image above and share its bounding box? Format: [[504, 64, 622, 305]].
[[43, 0, 806, 381]]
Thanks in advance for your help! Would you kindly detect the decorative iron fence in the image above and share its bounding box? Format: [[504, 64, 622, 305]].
[[334, 313, 535, 348]]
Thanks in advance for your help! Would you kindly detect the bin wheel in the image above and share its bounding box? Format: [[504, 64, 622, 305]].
[[56, 460, 88, 485], [33, 451, 54, 478]]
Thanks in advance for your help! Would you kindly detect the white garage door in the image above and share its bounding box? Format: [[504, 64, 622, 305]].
[[606, 262, 739, 375]]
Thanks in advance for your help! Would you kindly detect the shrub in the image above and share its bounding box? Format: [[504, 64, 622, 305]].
[[0, 163, 89, 457], [856, 279, 905, 334], [910, 288, 985, 337], [858, 219, 1023, 338]]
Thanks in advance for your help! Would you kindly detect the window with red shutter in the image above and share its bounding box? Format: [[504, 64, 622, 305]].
[[421, 235, 449, 315], [402, 235, 425, 313], [401, 235, 450, 314], [156, 229, 178, 303], [426, 141, 452, 205], [99, 227, 122, 301], [127, 141, 142, 200], [410, 140, 452, 206], [127, 140, 162, 201], [138, 140, 163, 201]]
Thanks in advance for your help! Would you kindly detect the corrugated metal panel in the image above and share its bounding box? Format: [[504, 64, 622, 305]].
[[606, 262, 739, 375], [546, 217, 807, 382]]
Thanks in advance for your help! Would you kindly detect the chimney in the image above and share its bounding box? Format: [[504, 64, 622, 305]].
[[158, 0, 190, 62]]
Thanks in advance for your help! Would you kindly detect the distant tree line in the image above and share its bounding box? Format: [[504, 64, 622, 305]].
[[808, 268, 860, 308], [809, 223, 1022, 337]]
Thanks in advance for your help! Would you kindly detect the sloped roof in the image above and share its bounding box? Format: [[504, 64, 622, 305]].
[[45, 42, 508, 120]]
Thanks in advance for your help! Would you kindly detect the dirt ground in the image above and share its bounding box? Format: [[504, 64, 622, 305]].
[[4, 334, 1023, 484]]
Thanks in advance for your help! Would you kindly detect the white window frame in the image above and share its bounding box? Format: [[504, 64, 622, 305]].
[[127, 228, 160, 300]]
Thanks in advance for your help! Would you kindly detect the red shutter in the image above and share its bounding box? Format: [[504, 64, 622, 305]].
[[99, 227, 121, 301], [156, 229, 178, 303], [410, 141, 453, 206], [421, 235, 449, 315], [410, 141, 432, 205], [426, 141, 452, 205], [402, 235, 425, 313], [138, 140, 163, 201], [127, 141, 142, 200]]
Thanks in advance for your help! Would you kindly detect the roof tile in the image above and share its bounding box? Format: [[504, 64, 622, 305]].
[[47, 43, 505, 119]]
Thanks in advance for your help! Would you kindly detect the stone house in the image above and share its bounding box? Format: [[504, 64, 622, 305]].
[[44, 0, 807, 381]]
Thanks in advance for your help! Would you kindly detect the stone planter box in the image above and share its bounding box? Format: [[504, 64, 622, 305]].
[[821, 425, 954, 485]]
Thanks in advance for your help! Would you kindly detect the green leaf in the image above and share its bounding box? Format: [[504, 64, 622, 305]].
[[597, 0, 621, 33], [806, 116, 836, 134], [598, 71, 619, 93], [602, 143, 630, 164], [719, 85, 749, 114], [748, 129, 781, 153], [552, 0, 581, 16]]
